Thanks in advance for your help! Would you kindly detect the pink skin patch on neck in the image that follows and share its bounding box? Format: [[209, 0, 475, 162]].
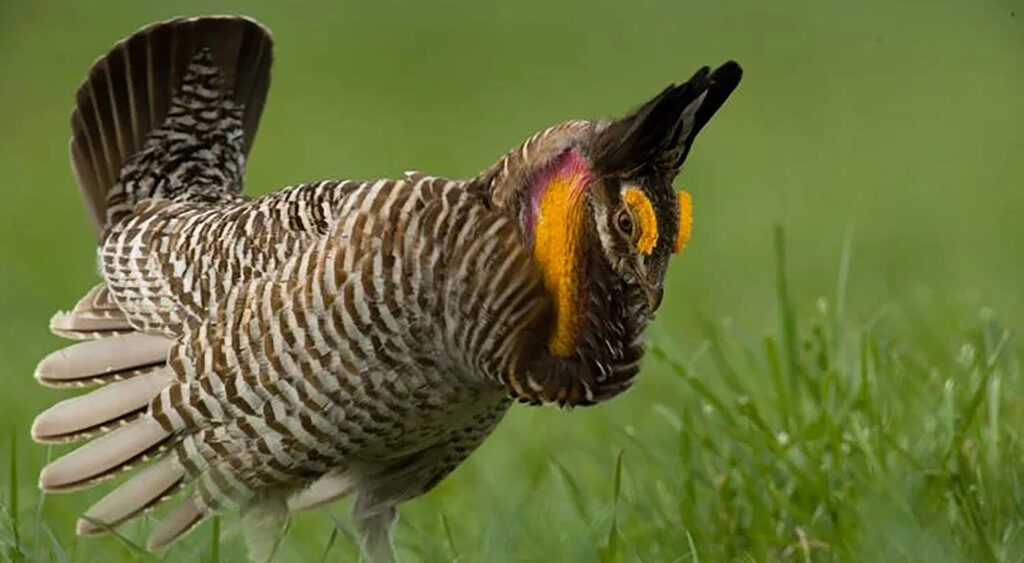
[[526, 148, 591, 236]]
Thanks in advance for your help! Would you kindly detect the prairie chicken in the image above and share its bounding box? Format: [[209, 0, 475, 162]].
[[31, 15, 741, 561]]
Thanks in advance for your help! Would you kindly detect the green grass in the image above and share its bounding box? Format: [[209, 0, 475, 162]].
[[2, 231, 1021, 562]]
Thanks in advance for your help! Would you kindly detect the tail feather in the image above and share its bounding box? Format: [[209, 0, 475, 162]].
[[77, 455, 186, 536], [288, 470, 357, 512], [35, 332, 172, 387], [49, 283, 132, 339], [146, 495, 209, 551], [227, 18, 274, 155], [36, 15, 280, 550], [70, 15, 273, 234], [33, 367, 174, 443], [39, 417, 171, 492]]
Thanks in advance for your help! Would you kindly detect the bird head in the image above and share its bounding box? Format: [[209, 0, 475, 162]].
[[476, 61, 742, 405]]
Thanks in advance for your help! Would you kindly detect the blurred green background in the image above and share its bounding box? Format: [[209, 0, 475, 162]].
[[0, 1, 1021, 561]]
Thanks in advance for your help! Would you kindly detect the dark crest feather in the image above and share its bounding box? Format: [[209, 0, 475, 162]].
[[593, 61, 742, 177]]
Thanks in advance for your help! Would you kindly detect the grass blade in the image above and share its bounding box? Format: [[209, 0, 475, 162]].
[[318, 520, 341, 563], [946, 330, 1010, 462], [42, 521, 70, 563], [551, 459, 589, 523], [8, 428, 21, 562], [440, 511, 459, 561], [774, 226, 801, 400], [324, 512, 358, 558], [79, 516, 153, 558], [765, 335, 791, 429], [684, 529, 700, 563], [265, 518, 291, 563], [835, 224, 854, 326], [209, 515, 219, 563], [598, 450, 624, 563]]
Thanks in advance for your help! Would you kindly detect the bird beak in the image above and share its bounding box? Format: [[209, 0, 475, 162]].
[[638, 276, 664, 311]]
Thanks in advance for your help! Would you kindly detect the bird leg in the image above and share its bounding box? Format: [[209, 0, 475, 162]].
[[352, 494, 398, 563], [242, 493, 291, 562]]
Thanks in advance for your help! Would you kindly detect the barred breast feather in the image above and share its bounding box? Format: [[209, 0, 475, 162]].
[[39, 175, 551, 549], [158, 177, 548, 493]]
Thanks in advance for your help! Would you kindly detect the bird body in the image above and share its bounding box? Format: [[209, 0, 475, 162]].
[[32, 15, 741, 561]]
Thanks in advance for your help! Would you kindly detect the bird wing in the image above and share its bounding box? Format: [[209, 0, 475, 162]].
[[38, 176, 552, 550], [99, 179, 363, 336]]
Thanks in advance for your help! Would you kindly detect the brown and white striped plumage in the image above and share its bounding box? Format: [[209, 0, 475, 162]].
[[33, 15, 742, 562]]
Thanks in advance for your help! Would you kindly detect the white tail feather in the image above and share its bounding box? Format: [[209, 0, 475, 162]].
[[35, 333, 173, 387], [146, 495, 208, 551], [33, 367, 174, 442], [50, 284, 133, 339], [40, 417, 170, 492], [77, 456, 185, 535], [288, 470, 356, 512], [69, 283, 120, 314], [50, 311, 132, 337]]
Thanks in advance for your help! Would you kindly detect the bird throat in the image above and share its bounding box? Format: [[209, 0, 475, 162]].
[[530, 149, 591, 357]]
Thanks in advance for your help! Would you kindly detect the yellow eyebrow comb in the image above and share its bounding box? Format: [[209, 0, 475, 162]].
[[623, 187, 659, 255], [674, 189, 692, 254]]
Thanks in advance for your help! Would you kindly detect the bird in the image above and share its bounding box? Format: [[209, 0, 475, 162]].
[[29, 15, 741, 562]]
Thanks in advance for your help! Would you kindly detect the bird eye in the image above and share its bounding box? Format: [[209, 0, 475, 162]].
[[615, 209, 634, 237]]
